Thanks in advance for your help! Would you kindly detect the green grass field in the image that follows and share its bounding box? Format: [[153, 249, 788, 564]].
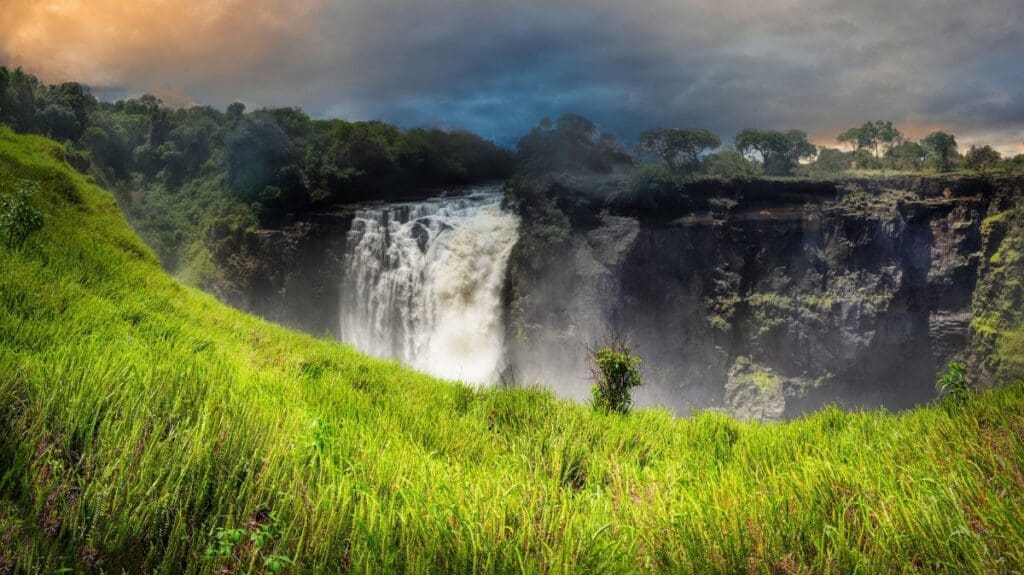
[[1, 127, 1024, 573]]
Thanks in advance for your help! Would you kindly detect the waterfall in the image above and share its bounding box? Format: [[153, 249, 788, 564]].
[[338, 186, 519, 383]]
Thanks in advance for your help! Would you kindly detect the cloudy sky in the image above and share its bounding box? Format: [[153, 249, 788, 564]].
[[2, 0, 1022, 151]]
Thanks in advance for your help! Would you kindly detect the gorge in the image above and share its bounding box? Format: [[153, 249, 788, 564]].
[[215, 174, 1023, 420]]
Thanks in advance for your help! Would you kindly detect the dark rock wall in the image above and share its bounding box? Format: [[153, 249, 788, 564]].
[[211, 213, 352, 338], [216, 175, 1021, 419], [504, 175, 1021, 418]]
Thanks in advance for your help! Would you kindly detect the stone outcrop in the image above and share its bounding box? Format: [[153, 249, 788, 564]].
[[504, 174, 1022, 418], [209, 213, 352, 337], [216, 173, 1023, 420]]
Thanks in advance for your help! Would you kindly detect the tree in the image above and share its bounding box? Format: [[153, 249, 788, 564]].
[[964, 145, 1001, 173], [735, 129, 816, 176], [225, 114, 295, 202], [921, 131, 958, 172], [0, 67, 41, 132], [808, 147, 852, 175], [516, 114, 632, 175], [837, 126, 866, 152], [849, 149, 880, 170], [39, 102, 78, 141], [874, 121, 903, 156], [51, 82, 96, 138], [886, 140, 928, 171], [837, 121, 902, 158], [702, 148, 759, 178], [226, 101, 246, 122], [588, 336, 644, 415], [637, 128, 720, 174], [0, 68, 10, 120]]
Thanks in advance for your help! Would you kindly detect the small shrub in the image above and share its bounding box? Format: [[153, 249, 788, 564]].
[[628, 163, 688, 195], [204, 510, 290, 571], [0, 184, 43, 248], [204, 527, 245, 558], [936, 361, 969, 403], [588, 336, 644, 414], [264, 554, 293, 574]]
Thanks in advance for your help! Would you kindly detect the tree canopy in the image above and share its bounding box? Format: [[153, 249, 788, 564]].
[[636, 128, 720, 174], [837, 121, 903, 158], [516, 114, 632, 175], [921, 131, 958, 172], [735, 129, 816, 176], [1, 64, 1021, 276], [965, 145, 1001, 173]]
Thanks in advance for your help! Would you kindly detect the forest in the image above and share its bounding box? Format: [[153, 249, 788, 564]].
[[3, 66, 1022, 281], [0, 67, 514, 271]]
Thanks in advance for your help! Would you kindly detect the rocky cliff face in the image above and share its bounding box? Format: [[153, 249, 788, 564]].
[[215, 174, 1022, 419], [208, 213, 352, 338], [504, 174, 1022, 419]]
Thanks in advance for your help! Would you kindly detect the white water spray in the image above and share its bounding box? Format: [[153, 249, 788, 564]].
[[338, 187, 519, 383]]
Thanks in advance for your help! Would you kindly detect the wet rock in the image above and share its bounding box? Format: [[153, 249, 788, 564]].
[[505, 174, 1021, 415], [724, 357, 786, 422]]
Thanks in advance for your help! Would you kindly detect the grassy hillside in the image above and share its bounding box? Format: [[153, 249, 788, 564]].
[[1, 126, 1024, 573]]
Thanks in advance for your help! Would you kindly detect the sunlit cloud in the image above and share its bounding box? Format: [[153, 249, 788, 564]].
[[1, 0, 321, 93], [1, 0, 1022, 149]]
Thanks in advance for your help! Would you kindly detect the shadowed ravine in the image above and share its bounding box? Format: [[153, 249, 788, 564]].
[[222, 175, 1022, 420]]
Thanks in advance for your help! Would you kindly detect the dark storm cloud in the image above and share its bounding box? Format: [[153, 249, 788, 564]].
[[3, 0, 1023, 150]]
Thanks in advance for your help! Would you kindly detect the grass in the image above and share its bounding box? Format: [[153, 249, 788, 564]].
[[1, 126, 1024, 573]]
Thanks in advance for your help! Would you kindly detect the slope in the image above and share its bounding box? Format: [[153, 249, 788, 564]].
[[1, 127, 1023, 573]]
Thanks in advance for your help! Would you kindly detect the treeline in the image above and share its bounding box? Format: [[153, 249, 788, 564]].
[[629, 121, 1022, 182], [509, 115, 1023, 192], [0, 67, 513, 268], [3, 65, 1022, 275]]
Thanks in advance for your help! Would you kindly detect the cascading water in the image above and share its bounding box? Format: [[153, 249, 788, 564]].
[[338, 186, 519, 383]]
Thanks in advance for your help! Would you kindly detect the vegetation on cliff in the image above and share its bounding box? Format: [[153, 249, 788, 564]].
[[3, 124, 1024, 573], [3, 65, 1023, 302], [0, 66, 513, 278], [972, 206, 1024, 383]]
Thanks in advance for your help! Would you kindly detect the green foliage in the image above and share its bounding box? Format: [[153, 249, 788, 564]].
[[886, 140, 928, 171], [735, 128, 816, 176], [588, 338, 644, 414], [627, 163, 687, 194], [972, 208, 1024, 383], [264, 554, 294, 574], [827, 124, 983, 175], [922, 131, 958, 172], [826, 123, 1016, 175], [0, 66, 513, 275], [204, 527, 246, 558], [701, 148, 759, 178], [636, 128, 720, 175], [806, 147, 853, 175], [2, 129, 1024, 572], [224, 110, 305, 219], [226, 101, 246, 122], [516, 114, 632, 175], [965, 144, 1002, 173], [837, 121, 903, 158], [0, 180, 42, 247], [204, 510, 290, 572], [936, 361, 969, 403]]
